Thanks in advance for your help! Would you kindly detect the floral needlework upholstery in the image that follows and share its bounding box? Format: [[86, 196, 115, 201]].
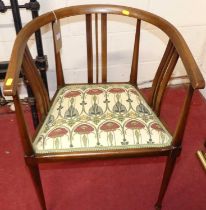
[[33, 84, 172, 154]]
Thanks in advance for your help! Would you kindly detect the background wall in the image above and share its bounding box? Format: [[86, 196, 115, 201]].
[[0, 0, 206, 98]]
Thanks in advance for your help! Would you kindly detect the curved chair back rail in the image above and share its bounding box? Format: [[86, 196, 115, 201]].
[[2, 5, 205, 209], [3, 4, 205, 97]]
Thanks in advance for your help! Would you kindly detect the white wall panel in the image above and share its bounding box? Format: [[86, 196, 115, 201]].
[[0, 41, 13, 61], [66, 0, 149, 9], [179, 26, 206, 60], [38, 0, 67, 14], [149, 0, 206, 26]]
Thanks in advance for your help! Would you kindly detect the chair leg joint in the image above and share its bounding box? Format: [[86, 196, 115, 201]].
[[24, 155, 37, 166], [171, 145, 182, 157]]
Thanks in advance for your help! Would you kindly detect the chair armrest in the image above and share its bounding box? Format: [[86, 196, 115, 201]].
[[172, 29, 205, 89], [3, 40, 27, 96]]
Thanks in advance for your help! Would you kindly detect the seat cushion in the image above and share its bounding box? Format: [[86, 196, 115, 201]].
[[33, 84, 172, 154]]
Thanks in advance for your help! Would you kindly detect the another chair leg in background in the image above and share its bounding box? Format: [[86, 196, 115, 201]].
[[26, 161, 47, 210], [155, 147, 181, 210]]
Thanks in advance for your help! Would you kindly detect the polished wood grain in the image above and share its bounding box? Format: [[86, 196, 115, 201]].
[[95, 13, 99, 83], [3, 5, 205, 210], [13, 93, 33, 156], [52, 22, 65, 88], [23, 48, 50, 117], [152, 48, 179, 115], [101, 13, 107, 83], [25, 162, 46, 210], [172, 84, 194, 147], [150, 40, 173, 108], [130, 19, 141, 84], [86, 14, 93, 83], [155, 146, 181, 210]]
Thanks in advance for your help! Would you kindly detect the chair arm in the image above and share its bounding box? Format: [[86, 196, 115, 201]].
[[172, 29, 205, 89], [3, 39, 27, 96]]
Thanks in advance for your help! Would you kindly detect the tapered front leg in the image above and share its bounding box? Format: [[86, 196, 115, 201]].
[[155, 147, 181, 210], [26, 161, 47, 210]]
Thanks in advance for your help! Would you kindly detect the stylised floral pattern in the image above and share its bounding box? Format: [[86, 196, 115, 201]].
[[74, 124, 94, 134], [150, 122, 166, 143], [125, 120, 145, 129], [125, 120, 145, 144], [151, 123, 164, 131], [33, 84, 172, 153], [99, 122, 120, 146], [87, 89, 103, 95], [48, 127, 68, 138], [100, 121, 120, 132], [109, 88, 125, 94], [64, 90, 81, 98], [47, 127, 69, 149], [73, 124, 94, 147]]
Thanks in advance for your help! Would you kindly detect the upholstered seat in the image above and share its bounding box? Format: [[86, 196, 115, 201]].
[[33, 84, 172, 154]]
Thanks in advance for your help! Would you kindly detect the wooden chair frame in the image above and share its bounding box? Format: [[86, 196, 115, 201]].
[[3, 5, 205, 210]]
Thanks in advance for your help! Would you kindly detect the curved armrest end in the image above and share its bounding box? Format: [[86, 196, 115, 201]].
[[193, 78, 205, 90], [172, 36, 205, 90], [3, 76, 18, 96], [3, 40, 26, 97], [184, 63, 205, 90]]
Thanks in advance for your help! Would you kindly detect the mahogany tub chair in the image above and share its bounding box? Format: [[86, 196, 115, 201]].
[[3, 4, 205, 210]]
